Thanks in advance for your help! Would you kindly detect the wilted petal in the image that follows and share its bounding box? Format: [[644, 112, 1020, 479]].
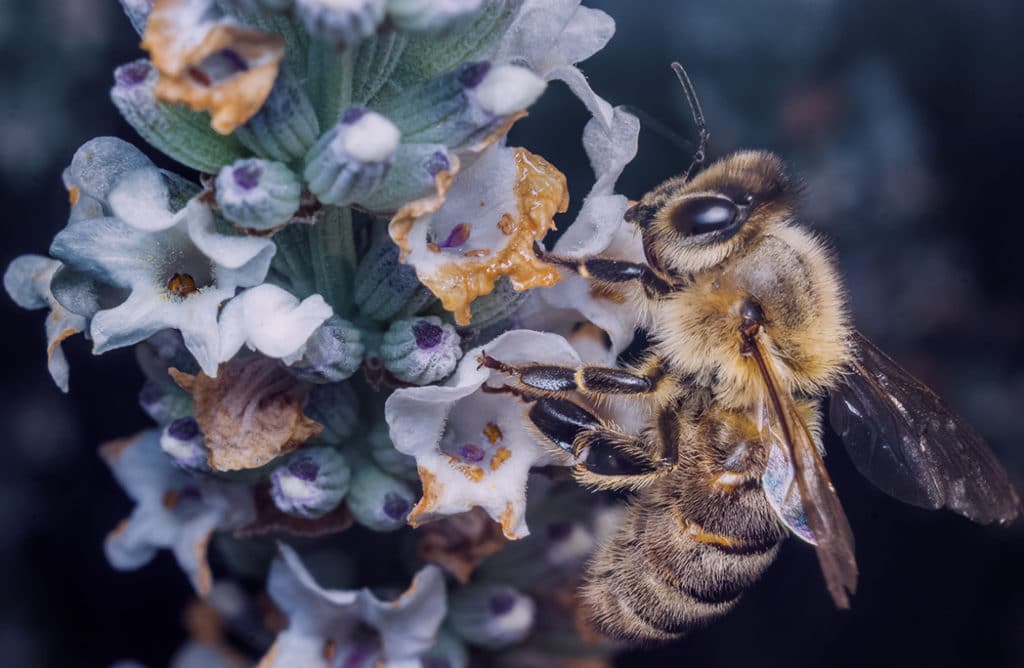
[[142, 0, 285, 134], [219, 284, 333, 362], [389, 143, 567, 325], [385, 330, 578, 539], [170, 357, 323, 471], [416, 507, 506, 583]]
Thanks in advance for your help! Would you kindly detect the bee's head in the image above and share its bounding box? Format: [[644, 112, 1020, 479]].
[[626, 151, 796, 275]]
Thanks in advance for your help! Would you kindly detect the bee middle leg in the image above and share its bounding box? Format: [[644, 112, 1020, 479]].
[[478, 353, 667, 400]]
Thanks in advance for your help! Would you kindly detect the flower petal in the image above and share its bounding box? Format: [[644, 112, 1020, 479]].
[[219, 284, 333, 362], [388, 143, 567, 325], [142, 0, 285, 134], [108, 166, 177, 231]]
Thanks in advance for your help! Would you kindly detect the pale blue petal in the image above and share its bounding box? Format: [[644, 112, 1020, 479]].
[[65, 137, 153, 204], [3, 254, 55, 310], [50, 217, 152, 288]]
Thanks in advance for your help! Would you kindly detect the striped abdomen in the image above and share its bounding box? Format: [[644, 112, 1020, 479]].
[[581, 451, 786, 643]]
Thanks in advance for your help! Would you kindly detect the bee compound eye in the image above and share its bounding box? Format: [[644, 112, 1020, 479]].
[[668, 196, 739, 236]]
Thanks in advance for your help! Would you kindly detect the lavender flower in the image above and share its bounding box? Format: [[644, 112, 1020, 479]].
[[9, 1, 631, 664]]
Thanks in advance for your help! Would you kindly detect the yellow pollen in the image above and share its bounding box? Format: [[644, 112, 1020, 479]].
[[489, 447, 511, 471], [483, 422, 502, 444]]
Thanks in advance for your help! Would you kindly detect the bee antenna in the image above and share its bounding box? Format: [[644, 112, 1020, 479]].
[[671, 62, 710, 180]]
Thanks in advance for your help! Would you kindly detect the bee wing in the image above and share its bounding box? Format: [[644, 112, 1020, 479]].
[[747, 331, 858, 608], [829, 331, 1021, 525]]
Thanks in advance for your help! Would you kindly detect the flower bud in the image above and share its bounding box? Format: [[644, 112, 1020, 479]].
[[286, 315, 365, 383], [544, 522, 596, 567], [269, 447, 351, 519], [304, 107, 400, 206], [234, 70, 320, 163], [353, 233, 436, 321], [366, 422, 417, 481], [380, 316, 462, 385], [215, 158, 302, 232], [421, 629, 470, 668], [358, 143, 456, 214], [303, 381, 360, 444], [378, 62, 545, 149], [346, 456, 416, 532], [139, 381, 194, 425], [465, 276, 529, 329], [386, 0, 483, 32], [448, 584, 535, 650], [295, 0, 385, 49], [160, 417, 210, 472], [110, 59, 247, 173]]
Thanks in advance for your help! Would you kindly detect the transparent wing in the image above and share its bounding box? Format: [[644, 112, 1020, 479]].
[[748, 331, 858, 608], [829, 331, 1020, 525]]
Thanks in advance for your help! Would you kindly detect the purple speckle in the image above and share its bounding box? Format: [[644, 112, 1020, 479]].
[[288, 457, 320, 482], [459, 61, 491, 89], [546, 522, 574, 542], [219, 49, 248, 72], [438, 222, 471, 249], [488, 591, 517, 616], [424, 150, 451, 176], [232, 163, 262, 190], [167, 417, 200, 441], [342, 644, 373, 668], [342, 106, 368, 124], [458, 444, 485, 463], [138, 381, 164, 406], [383, 492, 410, 520], [423, 658, 450, 668], [178, 485, 202, 503], [115, 61, 151, 87], [412, 321, 444, 350]]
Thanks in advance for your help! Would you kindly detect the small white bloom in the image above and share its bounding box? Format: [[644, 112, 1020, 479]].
[[385, 330, 579, 539], [218, 283, 333, 362]]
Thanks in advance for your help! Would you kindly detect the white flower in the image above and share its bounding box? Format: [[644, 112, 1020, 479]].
[[100, 430, 255, 595], [489, 0, 616, 127], [522, 106, 645, 364], [50, 179, 276, 375], [218, 283, 333, 363], [388, 141, 567, 325], [385, 330, 579, 539], [260, 543, 446, 667]]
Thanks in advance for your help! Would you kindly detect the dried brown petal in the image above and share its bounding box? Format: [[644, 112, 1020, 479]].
[[170, 358, 322, 471], [416, 507, 506, 583], [389, 147, 568, 325], [142, 0, 284, 134]]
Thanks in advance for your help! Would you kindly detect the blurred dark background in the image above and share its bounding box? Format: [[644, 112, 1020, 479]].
[[2, 1, 1023, 666]]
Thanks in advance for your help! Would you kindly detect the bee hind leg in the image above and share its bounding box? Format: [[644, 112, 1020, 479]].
[[526, 396, 671, 490]]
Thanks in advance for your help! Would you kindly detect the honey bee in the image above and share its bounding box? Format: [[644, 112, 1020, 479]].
[[478, 64, 1021, 643]]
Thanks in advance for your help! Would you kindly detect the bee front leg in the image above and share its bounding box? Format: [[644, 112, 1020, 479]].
[[526, 396, 673, 491], [533, 241, 674, 295]]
